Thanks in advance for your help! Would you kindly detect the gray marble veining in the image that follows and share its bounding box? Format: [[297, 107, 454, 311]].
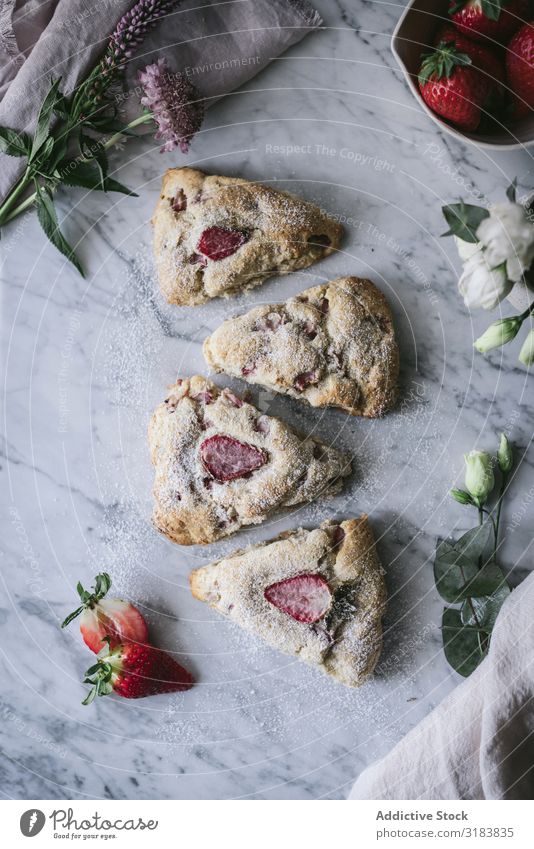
[[2, 0, 533, 800]]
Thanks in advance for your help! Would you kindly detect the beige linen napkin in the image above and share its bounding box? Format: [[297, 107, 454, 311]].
[[350, 571, 534, 800]]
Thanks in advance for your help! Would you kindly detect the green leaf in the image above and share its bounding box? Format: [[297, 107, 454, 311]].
[[0, 126, 31, 157], [31, 78, 62, 159], [506, 178, 518, 203], [442, 608, 488, 677], [481, 0, 503, 22], [434, 522, 496, 603], [35, 184, 85, 276], [59, 161, 137, 196], [441, 201, 490, 243], [461, 583, 510, 630]]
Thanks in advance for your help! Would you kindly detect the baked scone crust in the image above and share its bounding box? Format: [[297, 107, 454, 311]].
[[148, 376, 351, 546], [204, 276, 399, 417], [190, 516, 387, 687], [152, 167, 343, 306]]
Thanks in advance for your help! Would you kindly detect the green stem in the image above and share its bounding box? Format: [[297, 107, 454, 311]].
[[0, 113, 153, 226], [493, 472, 508, 557], [0, 166, 32, 223]]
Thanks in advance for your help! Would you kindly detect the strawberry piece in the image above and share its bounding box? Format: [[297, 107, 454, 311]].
[[170, 189, 187, 212], [294, 370, 320, 391], [449, 0, 528, 43], [200, 435, 268, 482], [418, 42, 492, 131], [264, 574, 332, 623], [82, 641, 193, 703], [331, 525, 345, 548], [253, 415, 270, 434], [61, 573, 148, 653], [507, 22, 534, 116], [197, 226, 249, 260], [223, 388, 244, 407]]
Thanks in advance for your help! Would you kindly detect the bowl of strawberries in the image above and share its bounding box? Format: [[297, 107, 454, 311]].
[[392, 0, 534, 147]]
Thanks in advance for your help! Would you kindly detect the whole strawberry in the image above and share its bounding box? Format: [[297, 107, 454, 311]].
[[449, 0, 528, 43], [61, 572, 148, 653], [418, 43, 492, 131], [435, 24, 506, 97], [507, 21, 534, 116], [82, 639, 194, 703]]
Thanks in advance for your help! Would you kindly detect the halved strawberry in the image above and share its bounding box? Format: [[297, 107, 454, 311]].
[[197, 226, 249, 260], [61, 573, 148, 653], [449, 0, 528, 43], [82, 640, 194, 703], [264, 574, 332, 623], [418, 42, 493, 131], [200, 434, 268, 482], [507, 21, 534, 117]]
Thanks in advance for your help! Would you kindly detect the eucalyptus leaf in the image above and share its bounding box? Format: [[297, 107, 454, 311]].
[[461, 583, 510, 630], [0, 126, 31, 157], [31, 78, 62, 159], [441, 202, 490, 243], [434, 522, 495, 603], [35, 184, 84, 276], [454, 522, 494, 562], [442, 608, 488, 677]]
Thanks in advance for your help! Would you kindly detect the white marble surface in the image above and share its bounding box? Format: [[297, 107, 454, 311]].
[[2, 0, 534, 801]]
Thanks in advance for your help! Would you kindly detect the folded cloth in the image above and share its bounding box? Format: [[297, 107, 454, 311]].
[[349, 571, 534, 800], [0, 0, 321, 201]]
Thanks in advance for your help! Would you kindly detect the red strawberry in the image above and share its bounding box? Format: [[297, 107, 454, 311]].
[[198, 226, 249, 260], [435, 24, 506, 96], [294, 370, 320, 391], [61, 573, 148, 653], [200, 434, 268, 482], [264, 574, 332, 624], [507, 22, 534, 116], [418, 42, 492, 131], [449, 0, 528, 43], [82, 640, 194, 703]]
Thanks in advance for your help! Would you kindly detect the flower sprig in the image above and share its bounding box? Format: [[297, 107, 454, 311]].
[[442, 181, 534, 366], [0, 0, 204, 276], [435, 434, 514, 677]]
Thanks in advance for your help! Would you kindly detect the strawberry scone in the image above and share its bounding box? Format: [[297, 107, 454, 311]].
[[204, 276, 399, 417], [152, 167, 343, 305], [148, 376, 351, 545], [190, 516, 386, 687]]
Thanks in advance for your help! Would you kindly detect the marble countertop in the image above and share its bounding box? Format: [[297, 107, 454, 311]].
[[2, 0, 534, 801]]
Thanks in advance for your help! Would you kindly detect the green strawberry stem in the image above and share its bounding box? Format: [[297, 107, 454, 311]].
[[61, 572, 112, 628], [418, 42, 472, 87]]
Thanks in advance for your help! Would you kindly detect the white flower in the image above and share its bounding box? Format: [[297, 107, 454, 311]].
[[464, 450, 494, 504], [454, 236, 481, 262], [474, 317, 521, 353], [476, 202, 534, 283], [458, 250, 512, 310]]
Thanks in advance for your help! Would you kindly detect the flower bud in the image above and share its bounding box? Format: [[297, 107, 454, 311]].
[[450, 488, 474, 505], [464, 451, 495, 504], [518, 328, 534, 367], [497, 434, 513, 473], [474, 318, 521, 353]]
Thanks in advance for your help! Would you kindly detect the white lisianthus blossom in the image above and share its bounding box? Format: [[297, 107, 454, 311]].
[[476, 202, 534, 283], [464, 450, 495, 504], [454, 236, 481, 262], [458, 250, 512, 310]]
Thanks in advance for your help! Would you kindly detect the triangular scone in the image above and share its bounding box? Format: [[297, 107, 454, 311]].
[[148, 376, 350, 545], [190, 516, 386, 687], [152, 167, 343, 305], [204, 276, 399, 417]]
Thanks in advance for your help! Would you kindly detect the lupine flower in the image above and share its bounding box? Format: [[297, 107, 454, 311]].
[[464, 451, 494, 504], [139, 58, 204, 152]]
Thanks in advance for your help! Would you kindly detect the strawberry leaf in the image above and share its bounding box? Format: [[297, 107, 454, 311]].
[[481, 0, 503, 21], [419, 44, 472, 87]]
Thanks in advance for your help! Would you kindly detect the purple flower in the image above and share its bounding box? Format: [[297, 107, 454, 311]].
[[107, 0, 180, 73], [138, 58, 204, 153]]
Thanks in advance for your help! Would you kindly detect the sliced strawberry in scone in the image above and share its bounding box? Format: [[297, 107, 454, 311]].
[[151, 167, 343, 306], [190, 517, 387, 687], [204, 276, 399, 417], [148, 376, 350, 545]]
